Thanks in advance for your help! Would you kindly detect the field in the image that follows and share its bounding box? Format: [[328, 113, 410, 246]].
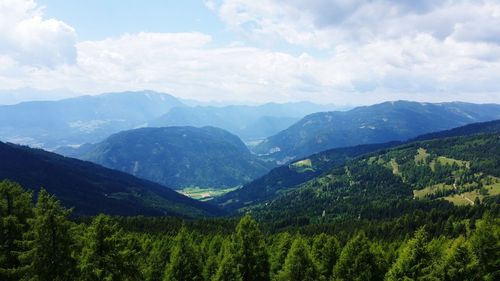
[[178, 186, 239, 201]]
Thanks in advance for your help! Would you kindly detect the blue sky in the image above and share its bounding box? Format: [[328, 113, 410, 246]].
[[37, 0, 229, 41], [0, 0, 499, 105]]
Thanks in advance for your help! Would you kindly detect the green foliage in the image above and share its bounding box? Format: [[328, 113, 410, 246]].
[[311, 233, 340, 280], [79, 214, 141, 281], [19, 189, 76, 281], [164, 228, 203, 281], [0, 180, 33, 281], [333, 232, 384, 281], [276, 237, 319, 281], [439, 236, 480, 281], [469, 213, 500, 280], [232, 214, 270, 281], [385, 228, 437, 281]]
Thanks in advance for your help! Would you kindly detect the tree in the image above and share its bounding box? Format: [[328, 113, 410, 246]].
[[276, 237, 319, 281], [79, 214, 141, 281], [212, 239, 243, 281], [232, 214, 270, 281], [164, 228, 202, 281], [19, 189, 76, 281], [0, 181, 33, 281], [469, 213, 500, 280], [203, 235, 223, 281], [439, 236, 480, 281], [144, 236, 172, 281], [385, 228, 436, 281], [311, 233, 340, 280], [269, 232, 293, 280], [333, 232, 383, 281]]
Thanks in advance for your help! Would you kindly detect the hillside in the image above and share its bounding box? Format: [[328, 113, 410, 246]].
[[0, 90, 184, 149], [0, 141, 223, 217], [252, 101, 500, 163], [216, 120, 500, 211], [63, 126, 272, 189], [149, 102, 344, 141], [248, 133, 500, 226]]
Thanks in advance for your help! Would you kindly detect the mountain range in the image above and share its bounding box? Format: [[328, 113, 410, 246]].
[[216, 119, 500, 212], [252, 101, 500, 163], [59, 126, 272, 189], [0, 141, 223, 217]]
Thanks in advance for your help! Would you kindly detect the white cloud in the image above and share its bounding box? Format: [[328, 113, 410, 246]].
[[0, 0, 77, 67], [0, 0, 499, 105]]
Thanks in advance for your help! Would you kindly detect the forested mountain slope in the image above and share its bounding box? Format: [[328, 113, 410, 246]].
[[251, 133, 500, 225], [61, 126, 272, 189], [0, 141, 223, 217], [253, 101, 500, 163], [216, 120, 500, 211]]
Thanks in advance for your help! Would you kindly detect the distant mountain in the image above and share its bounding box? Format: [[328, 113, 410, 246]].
[[61, 126, 273, 189], [216, 119, 500, 211], [0, 141, 223, 217], [149, 102, 346, 140], [253, 101, 500, 163], [0, 90, 184, 149]]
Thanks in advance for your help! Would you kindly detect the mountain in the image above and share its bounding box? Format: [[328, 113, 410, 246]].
[[216, 119, 500, 211], [0, 90, 184, 149], [0, 141, 223, 217], [248, 132, 500, 226], [149, 102, 346, 141], [61, 126, 273, 189], [252, 101, 500, 163]]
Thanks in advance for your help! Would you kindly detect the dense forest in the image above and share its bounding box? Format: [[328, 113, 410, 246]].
[[1, 180, 499, 281]]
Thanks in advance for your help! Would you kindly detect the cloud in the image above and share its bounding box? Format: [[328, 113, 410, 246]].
[[0, 0, 77, 67], [0, 0, 499, 105]]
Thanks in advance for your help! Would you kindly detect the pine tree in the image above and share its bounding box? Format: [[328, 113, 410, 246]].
[[385, 228, 436, 281], [164, 228, 202, 281], [0, 181, 33, 281], [439, 236, 480, 281], [269, 232, 292, 280], [19, 189, 76, 281], [232, 214, 270, 281], [203, 235, 223, 281], [79, 214, 141, 281], [144, 236, 172, 281], [333, 232, 382, 281], [469, 213, 500, 280], [311, 233, 340, 280], [212, 239, 243, 281], [276, 237, 319, 281]]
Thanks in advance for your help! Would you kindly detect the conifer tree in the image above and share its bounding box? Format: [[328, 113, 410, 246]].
[[0, 181, 33, 281], [311, 233, 340, 279], [276, 237, 319, 281], [333, 232, 382, 281], [212, 239, 243, 281], [385, 228, 436, 281], [20, 189, 76, 281], [232, 214, 270, 281], [79, 214, 141, 281], [469, 213, 500, 280], [145, 236, 172, 281], [203, 235, 223, 281], [164, 228, 202, 281], [439, 236, 480, 281], [269, 232, 292, 280]]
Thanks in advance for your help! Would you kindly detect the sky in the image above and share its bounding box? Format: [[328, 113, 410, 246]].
[[0, 0, 499, 105]]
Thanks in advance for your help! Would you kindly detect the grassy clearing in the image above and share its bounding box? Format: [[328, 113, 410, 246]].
[[178, 186, 239, 201], [413, 183, 454, 199], [389, 158, 400, 175], [290, 159, 314, 173], [414, 148, 429, 164]]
